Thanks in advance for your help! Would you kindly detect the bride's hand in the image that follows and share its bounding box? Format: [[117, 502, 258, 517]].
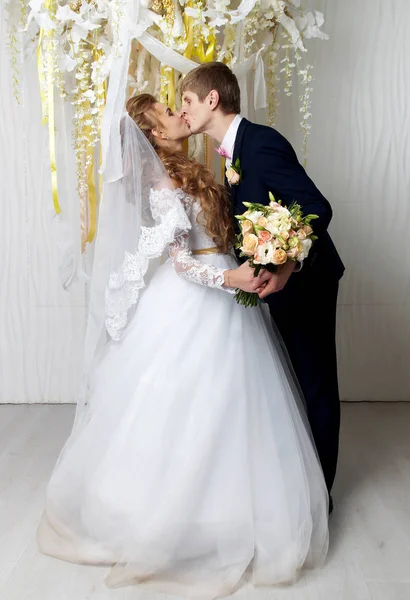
[[224, 261, 267, 293]]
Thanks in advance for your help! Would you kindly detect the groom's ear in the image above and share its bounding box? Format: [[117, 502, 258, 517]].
[[208, 90, 220, 111]]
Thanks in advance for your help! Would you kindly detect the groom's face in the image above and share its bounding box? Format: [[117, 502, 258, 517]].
[[181, 91, 214, 134]]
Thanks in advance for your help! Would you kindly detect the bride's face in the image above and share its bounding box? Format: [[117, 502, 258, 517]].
[[154, 102, 191, 142]]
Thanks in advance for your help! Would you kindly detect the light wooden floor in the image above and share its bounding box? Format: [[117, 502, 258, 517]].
[[1, 403, 409, 600]]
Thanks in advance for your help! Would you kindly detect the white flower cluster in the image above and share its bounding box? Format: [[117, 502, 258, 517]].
[[4, 0, 328, 240], [238, 196, 317, 266]]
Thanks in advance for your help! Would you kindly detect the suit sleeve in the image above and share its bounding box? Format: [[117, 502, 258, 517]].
[[254, 128, 333, 236]]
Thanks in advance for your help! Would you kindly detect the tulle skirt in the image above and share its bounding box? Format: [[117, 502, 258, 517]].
[[37, 254, 329, 598]]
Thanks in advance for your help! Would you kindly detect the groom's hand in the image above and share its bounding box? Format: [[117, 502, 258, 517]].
[[228, 261, 267, 293], [257, 261, 296, 298]]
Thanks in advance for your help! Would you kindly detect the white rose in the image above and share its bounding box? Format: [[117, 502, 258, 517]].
[[247, 211, 264, 225], [255, 242, 275, 265], [298, 238, 313, 261], [273, 205, 289, 216], [266, 223, 279, 235]]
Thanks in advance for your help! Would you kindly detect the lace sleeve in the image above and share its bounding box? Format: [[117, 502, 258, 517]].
[[105, 188, 192, 340], [169, 233, 235, 294]]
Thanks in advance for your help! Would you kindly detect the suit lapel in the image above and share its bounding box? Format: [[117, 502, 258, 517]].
[[230, 118, 249, 206], [232, 118, 249, 165]]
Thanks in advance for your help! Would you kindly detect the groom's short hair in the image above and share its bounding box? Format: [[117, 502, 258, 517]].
[[181, 62, 241, 115]]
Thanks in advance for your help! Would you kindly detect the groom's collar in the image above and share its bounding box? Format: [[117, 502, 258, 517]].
[[219, 114, 243, 160]]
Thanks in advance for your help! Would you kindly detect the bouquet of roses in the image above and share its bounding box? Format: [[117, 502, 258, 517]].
[[235, 192, 318, 307]]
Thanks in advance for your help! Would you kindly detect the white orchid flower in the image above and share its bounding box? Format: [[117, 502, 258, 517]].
[[56, 5, 84, 25], [27, 0, 55, 31], [184, 7, 201, 18], [58, 53, 77, 73], [229, 0, 258, 24], [71, 20, 101, 44]]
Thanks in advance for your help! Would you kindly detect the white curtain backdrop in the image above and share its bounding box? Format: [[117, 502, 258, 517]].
[[0, 9, 87, 403], [1, 0, 409, 403]]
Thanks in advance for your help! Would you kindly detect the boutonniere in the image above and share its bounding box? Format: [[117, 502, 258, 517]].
[[226, 158, 242, 186]]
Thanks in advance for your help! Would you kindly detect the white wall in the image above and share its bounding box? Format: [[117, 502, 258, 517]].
[[276, 0, 410, 401], [1, 0, 409, 403]]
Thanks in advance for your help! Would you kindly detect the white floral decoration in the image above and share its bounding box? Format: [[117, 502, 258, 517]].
[[5, 0, 328, 246]]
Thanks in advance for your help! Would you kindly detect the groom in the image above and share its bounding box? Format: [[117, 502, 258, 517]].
[[181, 62, 345, 506]]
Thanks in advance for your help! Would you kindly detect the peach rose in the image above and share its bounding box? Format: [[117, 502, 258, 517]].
[[272, 248, 288, 265], [257, 216, 269, 227], [241, 219, 254, 235], [297, 229, 307, 240], [303, 225, 313, 236], [226, 167, 241, 185], [287, 247, 300, 259], [258, 230, 272, 244], [241, 233, 259, 256]]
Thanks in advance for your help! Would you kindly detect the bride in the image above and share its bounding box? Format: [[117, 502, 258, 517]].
[[37, 93, 329, 598]]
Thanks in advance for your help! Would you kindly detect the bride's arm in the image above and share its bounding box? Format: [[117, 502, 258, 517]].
[[169, 233, 235, 293], [151, 186, 262, 294]]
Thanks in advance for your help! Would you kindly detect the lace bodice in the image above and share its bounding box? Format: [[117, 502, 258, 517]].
[[164, 190, 234, 292], [105, 187, 234, 341], [185, 197, 217, 251]]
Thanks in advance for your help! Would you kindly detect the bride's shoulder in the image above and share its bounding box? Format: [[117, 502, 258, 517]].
[[149, 186, 195, 214], [149, 187, 195, 219]]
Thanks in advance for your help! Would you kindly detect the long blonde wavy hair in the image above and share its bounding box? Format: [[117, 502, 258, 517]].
[[126, 94, 234, 254]]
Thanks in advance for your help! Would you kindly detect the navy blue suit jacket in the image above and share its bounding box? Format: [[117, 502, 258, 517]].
[[230, 119, 344, 279]]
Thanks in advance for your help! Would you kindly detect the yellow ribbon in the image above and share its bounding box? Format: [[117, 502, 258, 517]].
[[183, 2, 215, 63], [84, 142, 97, 244], [37, 11, 61, 216], [160, 65, 176, 111], [37, 29, 47, 124], [196, 32, 216, 63], [85, 52, 106, 246], [192, 247, 220, 255], [183, 1, 195, 60], [167, 68, 176, 111], [46, 55, 61, 216]]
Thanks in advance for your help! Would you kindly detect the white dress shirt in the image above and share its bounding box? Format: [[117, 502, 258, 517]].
[[220, 114, 243, 169]]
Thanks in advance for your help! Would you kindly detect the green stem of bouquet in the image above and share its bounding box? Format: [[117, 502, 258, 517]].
[[235, 290, 260, 308]]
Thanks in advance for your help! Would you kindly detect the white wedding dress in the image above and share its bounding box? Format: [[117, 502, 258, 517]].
[[38, 189, 329, 599]]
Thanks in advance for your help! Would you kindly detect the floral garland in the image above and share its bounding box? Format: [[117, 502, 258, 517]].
[[6, 0, 328, 250]]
